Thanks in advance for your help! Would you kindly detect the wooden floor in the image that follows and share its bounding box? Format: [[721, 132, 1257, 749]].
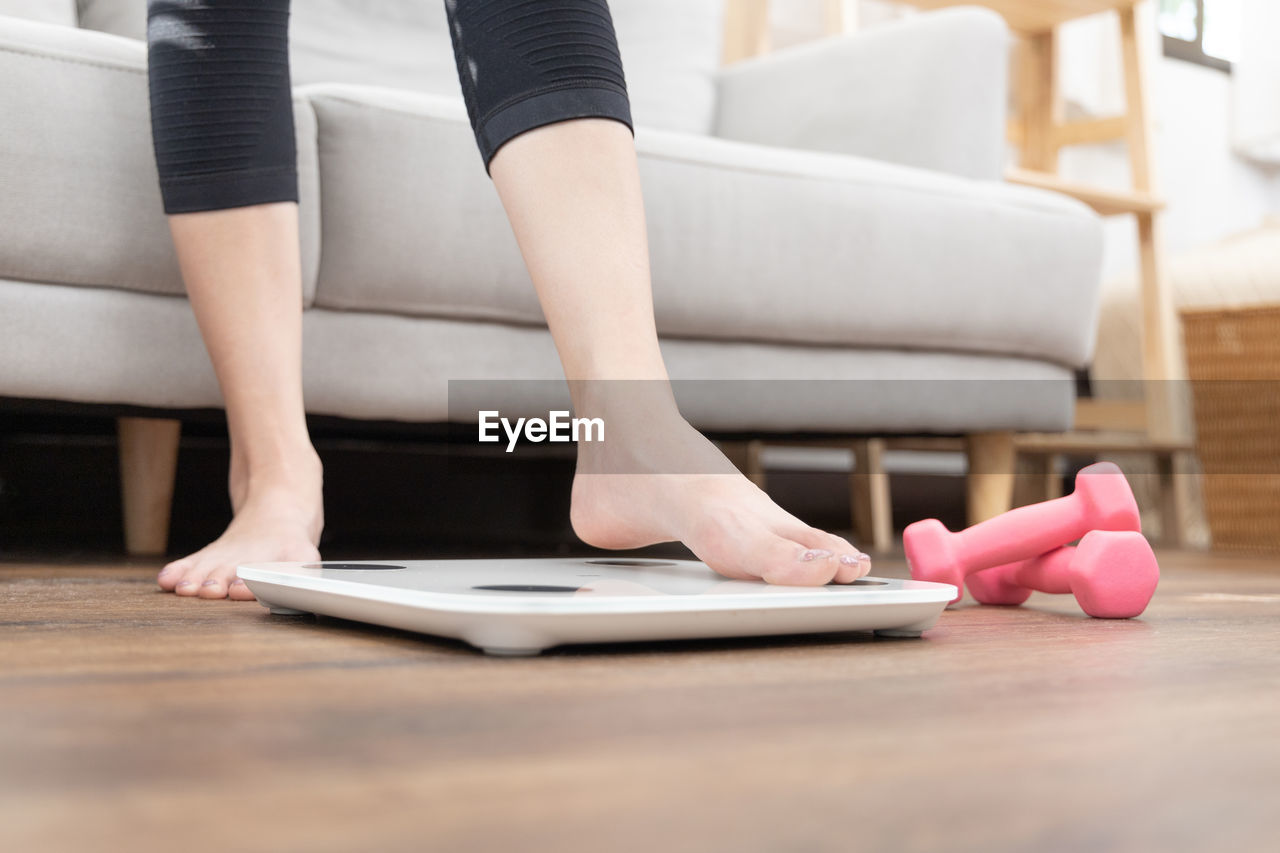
[[2, 551, 1278, 853]]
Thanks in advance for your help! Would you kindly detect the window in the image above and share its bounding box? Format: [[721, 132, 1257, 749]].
[[1158, 0, 1242, 72]]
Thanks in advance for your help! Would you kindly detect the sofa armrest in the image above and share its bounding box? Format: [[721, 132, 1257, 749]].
[[712, 8, 1010, 181]]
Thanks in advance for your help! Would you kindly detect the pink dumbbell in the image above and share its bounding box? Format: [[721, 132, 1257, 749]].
[[965, 530, 1159, 618], [904, 461, 1140, 603]]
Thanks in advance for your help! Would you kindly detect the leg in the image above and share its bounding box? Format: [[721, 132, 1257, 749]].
[[118, 417, 181, 556], [446, 1, 869, 584], [147, 0, 321, 599], [966, 431, 1016, 525], [491, 121, 867, 584], [851, 438, 893, 553], [1012, 452, 1062, 508], [1155, 451, 1184, 548]]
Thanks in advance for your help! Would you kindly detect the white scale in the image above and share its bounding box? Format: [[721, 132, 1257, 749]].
[[237, 558, 956, 656]]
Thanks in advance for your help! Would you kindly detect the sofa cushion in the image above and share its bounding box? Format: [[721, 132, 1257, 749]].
[[1, 0, 76, 25], [0, 277, 1075, 433], [74, 0, 723, 135], [714, 8, 1010, 181], [0, 16, 322, 304], [306, 84, 1105, 368]]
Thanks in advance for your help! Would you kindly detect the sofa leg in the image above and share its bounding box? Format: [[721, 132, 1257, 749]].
[[1156, 450, 1187, 548], [966, 431, 1016, 526], [1015, 452, 1063, 507], [117, 417, 181, 557], [851, 438, 893, 552]]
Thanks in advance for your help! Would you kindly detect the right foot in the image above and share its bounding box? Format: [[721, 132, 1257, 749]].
[[570, 395, 871, 586], [157, 450, 323, 600]]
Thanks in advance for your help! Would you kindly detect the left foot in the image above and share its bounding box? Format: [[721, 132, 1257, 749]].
[[157, 451, 323, 600]]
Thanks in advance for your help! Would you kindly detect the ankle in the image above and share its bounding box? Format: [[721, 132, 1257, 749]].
[[234, 446, 322, 497], [571, 378, 680, 424], [559, 338, 670, 383]]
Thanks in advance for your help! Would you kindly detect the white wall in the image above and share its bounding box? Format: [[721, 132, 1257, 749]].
[[771, 0, 1280, 280], [1055, 7, 1280, 279]]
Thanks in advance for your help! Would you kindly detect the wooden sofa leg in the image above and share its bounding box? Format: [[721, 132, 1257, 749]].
[[117, 417, 181, 556], [851, 438, 893, 552], [1014, 452, 1063, 507], [966, 431, 1016, 526], [1156, 450, 1187, 548]]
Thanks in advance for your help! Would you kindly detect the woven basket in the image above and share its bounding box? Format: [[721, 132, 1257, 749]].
[[1181, 304, 1280, 553]]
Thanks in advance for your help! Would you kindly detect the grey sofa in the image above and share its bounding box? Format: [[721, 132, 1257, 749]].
[[0, 0, 1104, 551]]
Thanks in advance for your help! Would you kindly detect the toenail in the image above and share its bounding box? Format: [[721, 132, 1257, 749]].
[[158, 568, 172, 577], [839, 554, 861, 566], [200, 579, 220, 587], [176, 580, 194, 589], [799, 548, 833, 562]]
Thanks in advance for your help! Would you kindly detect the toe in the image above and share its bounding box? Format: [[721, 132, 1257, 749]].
[[157, 558, 193, 591], [783, 525, 869, 583], [825, 533, 871, 582], [753, 538, 840, 586], [196, 580, 227, 598], [171, 554, 219, 597], [228, 578, 257, 601], [766, 546, 839, 586], [833, 554, 864, 584], [196, 564, 237, 599], [172, 575, 202, 596], [690, 514, 840, 586], [832, 545, 873, 583]]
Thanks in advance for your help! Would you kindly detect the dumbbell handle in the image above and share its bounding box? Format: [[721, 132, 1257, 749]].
[[952, 495, 1099, 572], [989, 547, 1075, 595]]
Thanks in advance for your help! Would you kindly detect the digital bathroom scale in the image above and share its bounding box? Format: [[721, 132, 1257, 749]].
[[236, 558, 957, 656]]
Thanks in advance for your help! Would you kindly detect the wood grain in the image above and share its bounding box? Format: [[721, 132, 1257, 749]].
[[2, 552, 1278, 852]]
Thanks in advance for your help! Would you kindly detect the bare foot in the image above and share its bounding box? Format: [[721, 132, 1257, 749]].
[[569, 392, 871, 586], [157, 450, 323, 600]]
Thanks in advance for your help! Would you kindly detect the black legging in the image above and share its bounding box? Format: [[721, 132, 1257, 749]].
[[146, 0, 633, 214]]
